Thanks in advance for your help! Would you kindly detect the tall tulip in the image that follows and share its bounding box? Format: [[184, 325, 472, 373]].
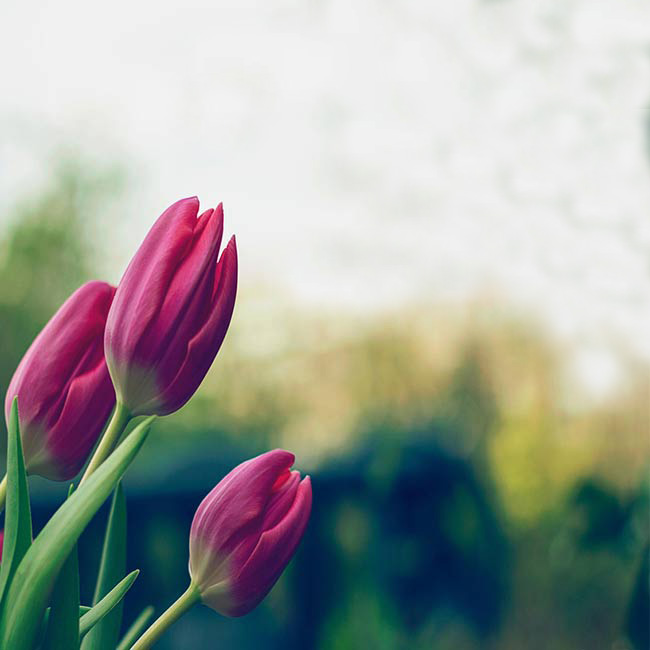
[[4, 281, 116, 481], [131, 450, 311, 649], [104, 197, 237, 417]]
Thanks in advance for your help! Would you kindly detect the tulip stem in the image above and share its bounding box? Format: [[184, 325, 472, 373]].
[[0, 474, 6, 513], [80, 402, 131, 485], [131, 583, 201, 650]]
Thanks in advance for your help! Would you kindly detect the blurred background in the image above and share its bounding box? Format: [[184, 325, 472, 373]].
[[1, 0, 649, 648]]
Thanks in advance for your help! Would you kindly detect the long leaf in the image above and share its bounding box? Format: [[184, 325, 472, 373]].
[[42, 543, 80, 650], [0, 398, 33, 606], [81, 483, 127, 650], [79, 570, 139, 639], [116, 606, 154, 650], [0, 417, 153, 650], [37, 605, 92, 644], [42, 485, 80, 650]]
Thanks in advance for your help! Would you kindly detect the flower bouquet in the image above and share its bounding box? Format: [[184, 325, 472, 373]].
[[0, 198, 312, 649]]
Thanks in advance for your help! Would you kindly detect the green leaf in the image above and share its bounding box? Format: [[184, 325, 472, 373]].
[[0, 417, 154, 650], [38, 605, 92, 644], [81, 483, 127, 650], [79, 571, 139, 639], [42, 485, 80, 650], [42, 543, 80, 650], [116, 606, 154, 650], [0, 398, 33, 606]]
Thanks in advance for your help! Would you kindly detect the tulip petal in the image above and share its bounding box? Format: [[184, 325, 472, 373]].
[[222, 477, 312, 617], [43, 359, 115, 480], [4, 281, 116, 481], [190, 450, 294, 561], [158, 236, 237, 414], [105, 197, 198, 375], [135, 205, 224, 372], [5, 282, 115, 430]]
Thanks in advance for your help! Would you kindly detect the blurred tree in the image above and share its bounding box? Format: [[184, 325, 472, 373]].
[[0, 157, 125, 454]]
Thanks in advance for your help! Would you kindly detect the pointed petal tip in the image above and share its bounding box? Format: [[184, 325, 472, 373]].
[[177, 195, 199, 205], [169, 195, 200, 215], [272, 448, 296, 467]]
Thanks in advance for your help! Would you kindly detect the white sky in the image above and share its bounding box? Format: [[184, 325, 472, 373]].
[[1, 0, 649, 395]]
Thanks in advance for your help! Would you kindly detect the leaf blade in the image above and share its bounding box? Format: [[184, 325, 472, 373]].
[[81, 482, 127, 650], [0, 417, 153, 650], [116, 606, 155, 650], [0, 398, 33, 609], [42, 542, 80, 650], [79, 570, 139, 639], [42, 485, 81, 650]]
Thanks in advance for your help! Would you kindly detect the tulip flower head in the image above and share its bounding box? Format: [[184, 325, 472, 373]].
[[105, 197, 237, 416], [4, 281, 117, 480], [189, 449, 312, 617]]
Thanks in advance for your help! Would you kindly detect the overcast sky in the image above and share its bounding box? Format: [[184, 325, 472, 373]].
[[1, 0, 649, 396]]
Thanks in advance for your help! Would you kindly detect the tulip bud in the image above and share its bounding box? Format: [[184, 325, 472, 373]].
[[104, 197, 237, 416], [4, 282, 117, 480], [189, 449, 312, 617]]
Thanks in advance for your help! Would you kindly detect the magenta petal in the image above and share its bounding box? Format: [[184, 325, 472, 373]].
[[226, 477, 312, 617], [189, 450, 312, 618], [5, 281, 116, 480], [6, 282, 114, 427], [105, 197, 198, 395], [261, 471, 302, 530], [158, 237, 237, 414], [191, 450, 294, 555], [135, 205, 224, 369], [105, 199, 237, 416], [38, 358, 115, 480]]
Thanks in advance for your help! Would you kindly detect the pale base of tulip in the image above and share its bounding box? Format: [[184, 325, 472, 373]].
[[106, 357, 165, 416], [188, 537, 235, 614], [16, 421, 64, 480]]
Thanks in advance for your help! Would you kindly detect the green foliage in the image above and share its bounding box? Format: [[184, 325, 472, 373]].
[[42, 543, 80, 650], [115, 606, 154, 650], [42, 485, 80, 650], [81, 484, 127, 650], [79, 571, 140, 640], [0, 418, 152, 650], [0, 399, 33, 605]]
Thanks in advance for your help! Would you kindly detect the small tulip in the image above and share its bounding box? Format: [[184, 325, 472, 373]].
[[4, 282, 117, 480], [104, 197, 237, 416], [189, 449, 312, 617]]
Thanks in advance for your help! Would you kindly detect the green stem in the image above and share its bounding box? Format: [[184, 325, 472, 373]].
[[0, 474, 6, 514], [131, 583, 200, 650], [80, 402, 131, 485]]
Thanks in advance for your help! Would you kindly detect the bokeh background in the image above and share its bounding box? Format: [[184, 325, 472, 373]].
[[1, 0, 649, 648]]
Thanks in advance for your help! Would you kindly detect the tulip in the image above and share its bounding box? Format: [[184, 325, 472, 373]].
[[131, 450, 311, 650], [189, 449, 312, 616], [4, 281, 116, 481], [104, 197, 237, 417]]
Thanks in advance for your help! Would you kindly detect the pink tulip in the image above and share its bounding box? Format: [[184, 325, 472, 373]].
[[4, 282, 117, 480], [104, 197, 237, 416], [189, 449, 312, 617]]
